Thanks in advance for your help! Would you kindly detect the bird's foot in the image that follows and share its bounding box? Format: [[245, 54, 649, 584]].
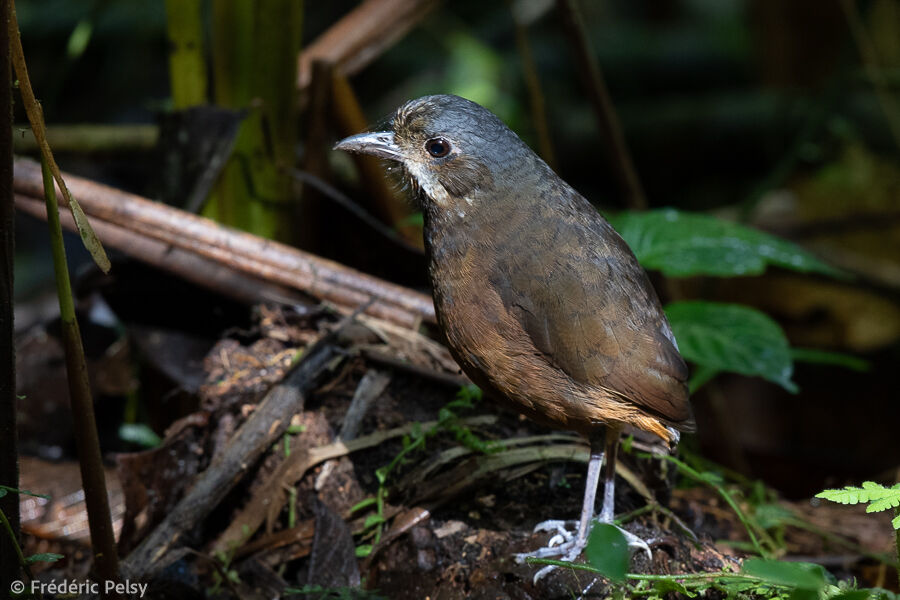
[[615, 524, 653, 561], [515, 519, 652, 583], [515, 520, 586, 582]]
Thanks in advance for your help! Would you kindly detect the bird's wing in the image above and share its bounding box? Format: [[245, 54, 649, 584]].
[[495, 214, 693, 427]]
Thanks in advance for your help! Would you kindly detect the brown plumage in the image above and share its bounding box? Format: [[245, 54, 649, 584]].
[[336, 94, 694, 576]]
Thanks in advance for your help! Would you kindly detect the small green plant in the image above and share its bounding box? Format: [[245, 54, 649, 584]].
[[118, 423, 162, 448], [816, 482, 900, 589], [208, 548, 242, 595], [638, 451, 780, 558], [608, 208, 865, 393], [527, 461, 900, 599], [533, 543, 891, 599], [531, 529, 895, 600], [352, 384, 501, 556], [0, 486, 63, 582], [815, 482, 900, 529]]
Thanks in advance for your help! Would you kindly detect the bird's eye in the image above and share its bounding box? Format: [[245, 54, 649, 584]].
[[425, 138, 451, 158]]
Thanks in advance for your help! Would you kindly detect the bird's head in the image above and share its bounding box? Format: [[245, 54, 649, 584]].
[[335, 95, 539, 218]]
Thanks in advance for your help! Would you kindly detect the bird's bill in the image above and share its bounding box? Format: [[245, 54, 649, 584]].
[[333, 131, 402, 161]]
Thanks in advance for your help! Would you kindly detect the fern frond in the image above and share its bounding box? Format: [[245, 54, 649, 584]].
[[868, 496, 900, 513], [816, 482, 900, 529]]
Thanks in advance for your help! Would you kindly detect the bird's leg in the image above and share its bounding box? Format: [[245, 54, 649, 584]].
[[516, 425, 651, 582], [573, 432, 604, 546], [598, 424, 619, 523], [597, 425, 652, 559], [514, 433, 605, 577]]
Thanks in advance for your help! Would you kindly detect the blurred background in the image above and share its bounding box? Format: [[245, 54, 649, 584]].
[[13, 0, 900, 500]]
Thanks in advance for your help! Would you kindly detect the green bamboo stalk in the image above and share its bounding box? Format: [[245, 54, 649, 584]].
[[205, 0, 303, 243], [41, 158, 120, 585], [165, 0, 208, 108]]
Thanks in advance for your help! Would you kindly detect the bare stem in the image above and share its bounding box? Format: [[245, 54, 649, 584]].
[[8, 0, 109, 272], [41, 158, 120, 586], [555, 0, 647, 210]]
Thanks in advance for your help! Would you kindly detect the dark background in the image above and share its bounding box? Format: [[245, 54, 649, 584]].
[[13, 0, 900, 498]]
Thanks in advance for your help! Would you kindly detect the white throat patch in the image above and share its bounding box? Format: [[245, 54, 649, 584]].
[[402, 159, 451, 208]]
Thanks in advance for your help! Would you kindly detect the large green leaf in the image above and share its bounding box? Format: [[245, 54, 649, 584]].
[[666, 301, 797, 392], [740, 558, 827, 591], [585, 522, 628, 583], [609, 208, 842, 278]]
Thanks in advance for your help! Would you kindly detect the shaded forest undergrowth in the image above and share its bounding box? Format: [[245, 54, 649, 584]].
[[14, 300, 898, 599]]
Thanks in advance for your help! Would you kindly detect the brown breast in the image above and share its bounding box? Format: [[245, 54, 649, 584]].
[[423, 185, 693, 442]]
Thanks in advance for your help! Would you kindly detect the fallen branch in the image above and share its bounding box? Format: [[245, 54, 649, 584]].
[[13, 157, 436, 328], [120, 334, 341, 580], [17, 194, 311, 307], [210, 414, 497, 556], [12, 124, 158, 154], [297, 0, 440, 90]]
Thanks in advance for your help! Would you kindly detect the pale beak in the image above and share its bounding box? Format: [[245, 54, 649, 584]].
[[333, 131, 402, 161]]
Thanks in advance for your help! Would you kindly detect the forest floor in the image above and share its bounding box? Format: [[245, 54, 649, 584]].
[[16, 301, 897, 600]]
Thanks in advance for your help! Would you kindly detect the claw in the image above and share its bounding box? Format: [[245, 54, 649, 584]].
[[532, 519, 576, 534], [515, 519, 654, 583], [547, 533, 567, 547], [619, 526, 652, 561]]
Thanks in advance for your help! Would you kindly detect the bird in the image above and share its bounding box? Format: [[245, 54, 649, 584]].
[[335, 94, 694, 579]]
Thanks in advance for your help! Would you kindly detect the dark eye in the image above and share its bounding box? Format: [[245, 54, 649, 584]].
[[426, 138, 451, 158]]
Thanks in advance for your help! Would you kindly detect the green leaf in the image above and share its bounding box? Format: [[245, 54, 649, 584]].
[[789, 589, 820, 600], [585, 523, 629, 583], [609, 208, 843, 278], [892, 514, 900, 530], [41, 158, 111, 274], [666, 301, 797, 392], [753, 503, 796, 529], [375, 466, 388, 484], [652, 579, 696, 597], [830, 591, 879, 600], [118, 423, 162, 448], [816, 482, 900, 510], [866, 588, 900, 600], [350, 497, 377, 513], [355, 544, 372, 558], [363, 514, 386, 529], [866, 496, 900, 513], [791, 348, 870, 372], [741, 559, 827, 591], [0, 485, 50, 500], [66, 19, 93, 60], [25, 552, 64, 564]]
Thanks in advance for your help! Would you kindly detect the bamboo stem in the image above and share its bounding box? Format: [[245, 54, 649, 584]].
[[206, 0, 304, 244], [41, 158, 120, 586], [510, 5, 557, 170], [555, 0, 647, 210], [164, 0, 208, 108]]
